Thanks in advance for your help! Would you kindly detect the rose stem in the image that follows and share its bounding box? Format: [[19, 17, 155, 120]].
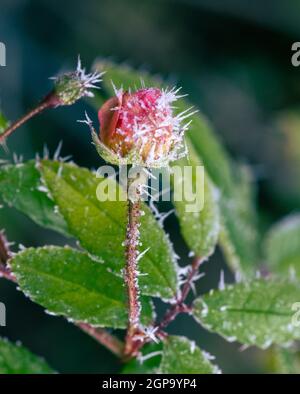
[[0, 92, 60, 144], [157, 256, 203, 330], [124, 174, 145, 358]]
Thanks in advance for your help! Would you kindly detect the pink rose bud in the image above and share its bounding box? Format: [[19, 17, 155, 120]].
[[97, 86, 194, 167]]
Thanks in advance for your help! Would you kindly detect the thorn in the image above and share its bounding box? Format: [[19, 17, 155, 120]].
[[218, 270, 225, 291]]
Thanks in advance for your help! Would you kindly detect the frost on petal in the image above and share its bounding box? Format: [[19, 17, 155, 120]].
[[97, 86, 194, 167]]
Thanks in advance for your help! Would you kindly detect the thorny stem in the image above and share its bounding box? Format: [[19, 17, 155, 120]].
[[0, 231, 16, 282], [0, 230, 124, 358], [0, 265, 16, 282], [124, 180, 143, 359], [0, 92, 60, 145], [122, 255, 203, 358], [0, 230, 12, 264], [180, 256, 203, 301], [157, 256, 203, 331]]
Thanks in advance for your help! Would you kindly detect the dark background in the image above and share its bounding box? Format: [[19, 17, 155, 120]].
[[0, 0, 300, 373]]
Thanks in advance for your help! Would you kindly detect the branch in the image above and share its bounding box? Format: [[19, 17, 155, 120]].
[[0, 93, 59, 144], [157, 256, 203, 330], [124, 186, 144, 358], [180, 255, 203, 301], [0, 230, 12, 264], [0, 230, 16, 282], [0, 230, 125, 358]]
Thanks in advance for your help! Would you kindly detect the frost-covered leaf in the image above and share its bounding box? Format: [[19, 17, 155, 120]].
[[193, 279, 300, 348], [172, 142, 220, 258], [39, 160, 178, 300], [10, 246, 153, 329], [0, 112, 9, 135], [122, 336, 220, 374], [0, 161, 69, 235], [159, 336, 220, 374], [0, 337, 53, 374], [264, 214, 300, 278], [92, 60, 259, 276]]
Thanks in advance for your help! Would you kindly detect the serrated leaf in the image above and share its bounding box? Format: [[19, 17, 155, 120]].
[[39, 160, 178, 300], [0, 337, 53, 374], [0, 161, 69, 235], [122, 336, 220, 374], [10, 246, 153, 329], [172, 141, 220, 258], [159, 336, 220, 374], [193, 279, 300, 348], [92, 60, 259, 276], [264, 214, 300, 278]]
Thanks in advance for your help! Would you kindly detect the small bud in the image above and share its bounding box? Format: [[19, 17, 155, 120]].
[[94, 86, 194, 167], [52, 57, 103, 106]]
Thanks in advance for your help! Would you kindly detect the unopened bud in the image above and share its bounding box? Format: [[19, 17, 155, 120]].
[[52, 57, 103, 106], [94, 86, 194, 167]]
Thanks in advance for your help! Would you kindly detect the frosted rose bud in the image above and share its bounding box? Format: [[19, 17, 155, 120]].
[[95, 86, 193, 167], [52, 57, 103, 106]]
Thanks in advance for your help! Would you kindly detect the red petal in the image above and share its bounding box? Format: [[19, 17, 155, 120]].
[[98, 95, 122, 146]]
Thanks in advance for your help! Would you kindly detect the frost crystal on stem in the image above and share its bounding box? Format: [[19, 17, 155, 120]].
[[123, 176, 144, 358]]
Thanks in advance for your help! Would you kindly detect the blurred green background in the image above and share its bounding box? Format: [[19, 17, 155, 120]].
[[0, 0, 300, 373]]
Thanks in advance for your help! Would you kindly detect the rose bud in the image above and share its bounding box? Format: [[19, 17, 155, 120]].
[[52, 57, 103, 106], [93, 86, 195, 167]]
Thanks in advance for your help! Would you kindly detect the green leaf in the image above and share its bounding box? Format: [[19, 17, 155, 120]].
[[264, 214, 300, 278], [172, 141, 220, 258], [0, 161, 69, 235], [0, 337, 53, 374], [122, 336, 220, 374], [193, 279, 300, 348], [159, 336, 220, 374], [0, 112, 9, 135], [39, 160, 178, 300], [272, 111, 300, 209], [176, 103, 234, 196], [92, 60, 259, 276], [122, 343, 163, 374], [10, 246, 153, 329], [219, 166, 258, 277], [269, 347, 300, 374]]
